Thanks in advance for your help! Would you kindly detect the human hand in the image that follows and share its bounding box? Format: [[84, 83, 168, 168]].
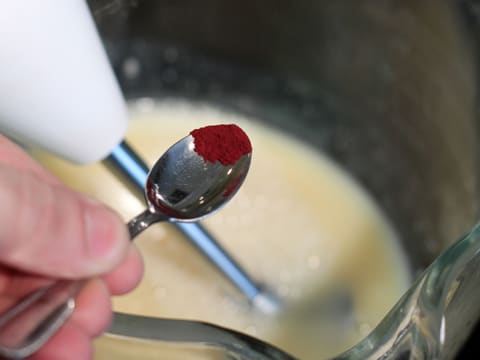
[[0, 135, 143, 360]]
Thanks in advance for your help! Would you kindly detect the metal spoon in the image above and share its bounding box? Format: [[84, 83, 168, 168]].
[[107, 141, 279, 314], [0, 132, 253, 359], [128, 133, 251, 236]]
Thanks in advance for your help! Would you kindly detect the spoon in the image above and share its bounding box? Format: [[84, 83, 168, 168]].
[[0, 127, 252, 359], [107, 140, 279, 313], [128, 129, 252, 237]]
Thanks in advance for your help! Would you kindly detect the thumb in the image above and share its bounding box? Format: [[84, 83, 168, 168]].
[[0, 165, 130, 278]]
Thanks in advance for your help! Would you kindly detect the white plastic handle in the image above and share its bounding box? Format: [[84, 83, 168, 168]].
[[0, 0, 128, 164]]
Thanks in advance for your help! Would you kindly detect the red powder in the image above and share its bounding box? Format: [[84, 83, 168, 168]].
[[190, 124, 252, 165]]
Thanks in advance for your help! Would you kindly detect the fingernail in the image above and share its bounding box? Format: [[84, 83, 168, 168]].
[[84, 203, 124, 260]]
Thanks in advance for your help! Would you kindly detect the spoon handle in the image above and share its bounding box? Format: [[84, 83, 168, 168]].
[[127, 209, 167, 238], [0, 280, 82, 359]]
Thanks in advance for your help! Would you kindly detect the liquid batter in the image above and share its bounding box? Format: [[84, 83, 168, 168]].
[[34, 99, 411, 359]]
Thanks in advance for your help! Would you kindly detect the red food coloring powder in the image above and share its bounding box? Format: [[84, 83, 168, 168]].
[[190, 124, 252, 165]]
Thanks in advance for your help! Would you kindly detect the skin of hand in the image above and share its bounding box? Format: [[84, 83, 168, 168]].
[[0, 135, 144, 360]]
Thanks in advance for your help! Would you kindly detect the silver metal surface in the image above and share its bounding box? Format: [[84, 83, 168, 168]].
[[0, 281, 81, 359], [127, 134, 252, 235], [108, 312, 296, 360]]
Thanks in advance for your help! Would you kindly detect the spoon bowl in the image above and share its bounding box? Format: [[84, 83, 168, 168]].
[[148, 134, 251, 220], [128, 134, 251, 238]]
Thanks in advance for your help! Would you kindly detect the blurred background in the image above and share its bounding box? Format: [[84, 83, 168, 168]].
[[80, 1, 480, 358]]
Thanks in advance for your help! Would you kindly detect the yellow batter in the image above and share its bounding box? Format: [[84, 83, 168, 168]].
[[34, 98, 411, 359]]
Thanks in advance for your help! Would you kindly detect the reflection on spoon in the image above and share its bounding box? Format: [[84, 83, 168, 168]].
[[128, 125, 252, 237]]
